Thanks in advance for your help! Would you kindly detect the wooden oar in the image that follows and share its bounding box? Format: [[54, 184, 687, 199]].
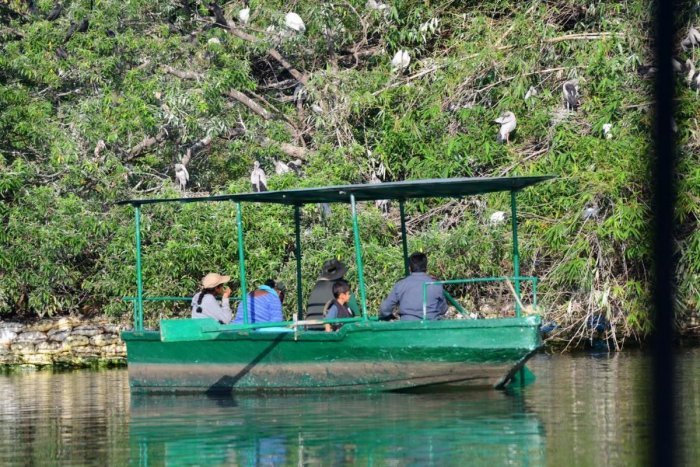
[[503, 278, 537, 315]]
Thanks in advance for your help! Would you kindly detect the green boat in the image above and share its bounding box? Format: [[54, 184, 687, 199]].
[[119, 176, 552, 392]]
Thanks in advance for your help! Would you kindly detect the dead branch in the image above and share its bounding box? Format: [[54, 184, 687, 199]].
[[543, 32, 623, 44], [162, 65, 203, 80], [126, 128, 168, 160], [226, 89, 273, 120]]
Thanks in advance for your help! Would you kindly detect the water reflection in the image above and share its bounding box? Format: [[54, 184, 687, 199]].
[[129, 391, 545, 465]]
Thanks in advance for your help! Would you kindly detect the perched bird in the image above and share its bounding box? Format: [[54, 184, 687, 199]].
[[319, 203, 332, 221], [250, 161, 268, 192], [369, 173, 390, 215], [366, 0, 389, 10], [76, 18, 89, 33], [494, 111, 517, 144], [288, 159, 303, 173], [391, 50, 410, 71], [46, 2, 63, 21], [489, 211, 506, 225], [582, 205, 599, 220], [637, 64, 657, 79], [562, 80, 580, 111], [207, 37, 221, 46], [274, 159, 292, 175], [94, 140, 106, 158], [685, 59, 700, 92], [681, 26, 700, 50], [311, 103, 323, 114], [419, 18, 439, 34], [174, 163, 189, 191], [602, 123, 612, 139], [284, 12, 305, 33], [524, 86, 538, 100], [238, 7, 250, 24], [673, 57, 684, 73]]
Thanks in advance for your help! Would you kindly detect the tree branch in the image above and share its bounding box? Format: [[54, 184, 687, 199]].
[[226, 89, 273, 120], [162, 65, 203, 80], [126, 128, 168, 160]]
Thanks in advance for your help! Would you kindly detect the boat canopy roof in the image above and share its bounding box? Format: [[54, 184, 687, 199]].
[[117, 175, 554, 207]]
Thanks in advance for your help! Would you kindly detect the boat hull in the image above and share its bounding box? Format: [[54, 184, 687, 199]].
[[122, 316, 542, 392]]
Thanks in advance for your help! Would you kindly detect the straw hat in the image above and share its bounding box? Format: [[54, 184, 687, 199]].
[[201, 272, 230, 289], [319, 259, 347, 280]]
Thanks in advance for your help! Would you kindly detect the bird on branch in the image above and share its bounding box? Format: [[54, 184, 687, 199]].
[[250, 161, 268, 192], [46, 2, 62, 21], [175, 163, 189, 191], [391, 50, 410, 72], [284, 12, 305, 33], [562, 80, 580, 111]]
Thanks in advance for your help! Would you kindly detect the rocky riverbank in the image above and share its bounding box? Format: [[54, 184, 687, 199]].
[[0, 318, 127, 368]]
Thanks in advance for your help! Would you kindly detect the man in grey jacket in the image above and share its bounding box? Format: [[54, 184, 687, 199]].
[[379, 252, 447, 321]]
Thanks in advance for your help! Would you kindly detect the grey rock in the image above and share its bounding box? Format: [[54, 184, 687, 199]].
[[90, 334, 121, 347], [47, 329, 70, 342], [0, 329, 17, 345], [36, 341, 63, 354], [71, 325, 101, 337], [15, 332, 48, 344], [0, 322, 24, 333], [64, 335, 90, 346], [11, 342, 35, 354]]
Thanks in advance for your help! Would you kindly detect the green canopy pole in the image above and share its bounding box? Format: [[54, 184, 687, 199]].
[[294, 205, 303, 321], [399, 199, 409, 276], [510, 191, 521, 317], [236, 202, 249, 324], [350, 194, 368, 319], [134, 205, 144, 331]]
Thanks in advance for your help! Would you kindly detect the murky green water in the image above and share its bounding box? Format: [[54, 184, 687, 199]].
[[1, 349, 699, 466]]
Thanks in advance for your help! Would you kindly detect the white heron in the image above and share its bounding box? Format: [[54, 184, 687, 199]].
[[174, 163, 189, 191], [274, 159, 292, 175], [366, 0, 389, 11], [582, 206, 599, 220], [238, 7, 250, 24], [489, 211, 506, 225], [369, 172, 390, 214], [562, 80, 580, 111], [685, 59, 700, 93], [494, 111, 516, 144], [207, 37, 221, 46], [524, 86, 538, 100], [681, 26, 700, 50], [391, 50, 410, 71], [602, 123, 612, 139], [250, 161, 268, 192], [285, 12, 305, 33], [419, 17, 439, 33]]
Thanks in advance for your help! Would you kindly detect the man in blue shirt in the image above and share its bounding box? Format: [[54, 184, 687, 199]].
[[379, 252, 447, 321]]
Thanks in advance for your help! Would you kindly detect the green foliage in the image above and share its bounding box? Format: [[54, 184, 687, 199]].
[[0, 0, 693, 344]]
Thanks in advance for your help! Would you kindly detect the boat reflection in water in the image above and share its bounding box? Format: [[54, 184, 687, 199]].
[[129, 390, 545, 465]]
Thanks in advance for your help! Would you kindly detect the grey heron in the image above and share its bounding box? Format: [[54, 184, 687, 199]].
[[562, 80, 580, 111]]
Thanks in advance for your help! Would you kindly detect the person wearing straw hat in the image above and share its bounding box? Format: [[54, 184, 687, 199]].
[[191, 272, 233, 324]]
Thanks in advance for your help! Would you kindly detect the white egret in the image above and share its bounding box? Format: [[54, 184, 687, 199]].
[[494, 111, 517, 144], [174, 163, 189, 191], [391, 50, 410, 71], [238, 7, 250, 24], [489, 211, 506, 225], [285, 12, 305, 33], [250, 161, 268, 192], [562, 80, 580, 111], [602, 123, 612, 139]]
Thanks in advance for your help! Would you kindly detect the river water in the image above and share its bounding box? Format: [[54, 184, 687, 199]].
[[1, 348, 698, 466]]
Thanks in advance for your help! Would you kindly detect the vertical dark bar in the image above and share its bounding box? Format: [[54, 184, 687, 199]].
[[399, 199, 409, 276], [652, 0, 677, 465], [294, 205, 303, 321]]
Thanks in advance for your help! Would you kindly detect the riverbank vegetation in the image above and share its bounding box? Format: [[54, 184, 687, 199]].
[[1, 0, 698, 349]]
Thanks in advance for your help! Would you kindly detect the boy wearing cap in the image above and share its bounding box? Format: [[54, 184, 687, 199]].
[[305, 259, 359, 329], [192, 273, 233, 324]]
